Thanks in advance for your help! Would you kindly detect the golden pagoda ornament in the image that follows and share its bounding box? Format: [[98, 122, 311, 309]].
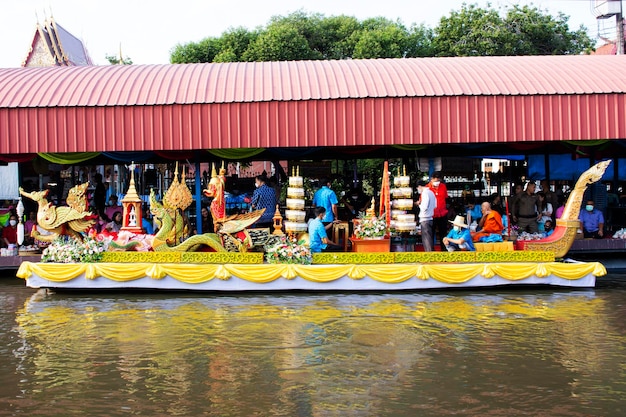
[[121, 162, 144, 234], [272, 204, 284, 235]]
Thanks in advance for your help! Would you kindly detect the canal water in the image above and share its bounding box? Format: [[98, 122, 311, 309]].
[[1, 275, 626, 416]]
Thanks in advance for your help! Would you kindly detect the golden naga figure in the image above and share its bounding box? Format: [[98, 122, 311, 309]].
[[19, 183, 96, 242]]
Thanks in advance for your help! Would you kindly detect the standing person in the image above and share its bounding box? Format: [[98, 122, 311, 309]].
[[93, 173, 106, 215], [540, 180, 558, 221], [308, 207, 340, 253], [312, 178, 339, 224], [512, 182, 539, 233], [2, 214, 18, 247], [198, 206, 213, 235], [250, 175, 277, 229], [428, 172, 448, 250], [443, 215, 475, 252], [489, 193, 504, 215], [537, 192, 553, 229], [342, 186, 370, 220], [508, 184, 524, 224], [579, 200, 604, 239], [417, 180, 436, 252]]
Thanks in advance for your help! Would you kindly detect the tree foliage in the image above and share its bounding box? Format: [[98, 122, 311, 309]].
[[433, 3, 594, 56], [170, 5, 594, 63], [105, 54, 133, 65]]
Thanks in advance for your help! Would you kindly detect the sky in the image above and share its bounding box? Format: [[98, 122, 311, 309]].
[[0, 0, 614, 68]]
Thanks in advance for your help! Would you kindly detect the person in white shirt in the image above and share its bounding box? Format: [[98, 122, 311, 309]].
[[416, 180, 436, 252]]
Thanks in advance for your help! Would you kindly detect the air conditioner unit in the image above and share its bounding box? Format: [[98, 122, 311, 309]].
[[593, 0, 622, 19]]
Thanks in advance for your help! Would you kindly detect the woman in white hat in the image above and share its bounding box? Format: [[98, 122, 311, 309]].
[[442, 215, 475, 252]]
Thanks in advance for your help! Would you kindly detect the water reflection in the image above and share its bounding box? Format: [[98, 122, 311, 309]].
[[6, 289, 626, 416]]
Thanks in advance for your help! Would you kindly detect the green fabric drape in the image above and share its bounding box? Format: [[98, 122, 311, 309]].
[[391, 145, 428, 151], [207, 148, 265, 159], [564, 140, 610, 147], [38, 152, 101, 164]]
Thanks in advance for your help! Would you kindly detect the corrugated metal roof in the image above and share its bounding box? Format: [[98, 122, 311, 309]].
[[2, 55, 626, 108], [2, 94, 625, 154]]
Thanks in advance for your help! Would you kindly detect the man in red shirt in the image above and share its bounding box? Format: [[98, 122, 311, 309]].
[[2, 214, 18, 247], [428, 172, 449, 251]]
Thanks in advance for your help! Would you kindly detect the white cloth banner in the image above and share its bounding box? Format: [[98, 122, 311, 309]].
[[0, 163, 20, 200]]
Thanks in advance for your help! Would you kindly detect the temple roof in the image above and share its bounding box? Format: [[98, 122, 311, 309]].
[[22, 17, 93, 67]]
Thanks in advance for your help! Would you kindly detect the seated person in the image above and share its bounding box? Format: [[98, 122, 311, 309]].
[[472, 202, 503, 242], [105, 195, 121, 221], [579, 200, 604, 239], [2, 214, 18, 247], [543, 220, 554, 237], [465, 198, 483, 224], [443, 215, 475, 252], [308, 207, 340, 253]]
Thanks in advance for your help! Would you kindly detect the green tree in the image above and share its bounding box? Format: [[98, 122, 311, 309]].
[[105, 54, 133, 65], [242, 23, 319, 61], [171, 37, 222, 64], [433, 3, 594, 56], [213, 27, 259, 62], [169, 11, 431, 63], [503, 5, 594, 55], [169, 6, 593, 63]]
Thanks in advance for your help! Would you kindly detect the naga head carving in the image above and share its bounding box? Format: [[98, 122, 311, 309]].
[[19, 187, 50, 203], [576, 160, 612, 189]]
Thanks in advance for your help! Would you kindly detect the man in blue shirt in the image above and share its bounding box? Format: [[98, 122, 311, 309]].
[[579, 200, 604, 239], [312, 178, 339, 223], [308, 207, 340, 253], [251, 175, 277, 228], [442, 215, 475, 252]]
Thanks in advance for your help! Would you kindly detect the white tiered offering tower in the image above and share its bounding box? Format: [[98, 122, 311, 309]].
[[391, 166, 417, 233], [284, 167, 308, 235]]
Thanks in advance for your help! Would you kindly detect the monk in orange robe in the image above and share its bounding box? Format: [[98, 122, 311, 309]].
[[472, 202, 504, 242]]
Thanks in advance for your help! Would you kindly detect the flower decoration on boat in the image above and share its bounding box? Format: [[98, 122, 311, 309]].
[[42, 236, 106, 263], [353, 214, 388, 239], [264, 235, 312, 265]]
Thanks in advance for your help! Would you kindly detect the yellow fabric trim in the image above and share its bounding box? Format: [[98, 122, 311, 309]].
[[90, 263, 151, 281], [293, 265, 350, 282], [425, 264, 484, 283], [16, 261, 607, 285]]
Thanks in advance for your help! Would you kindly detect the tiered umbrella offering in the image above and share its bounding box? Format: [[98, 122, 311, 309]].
[[284, 167, 308, 234], [391, 167, 417, 233]]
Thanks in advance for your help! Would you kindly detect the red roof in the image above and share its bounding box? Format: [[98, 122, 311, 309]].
[[2, 55, 626, 108], [1, 56, 625, 154]]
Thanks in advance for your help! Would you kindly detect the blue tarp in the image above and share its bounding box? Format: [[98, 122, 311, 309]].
[[528, 155, 623, 181]]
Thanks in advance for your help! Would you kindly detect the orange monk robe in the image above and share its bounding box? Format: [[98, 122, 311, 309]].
[[472, 210, 503, 242]]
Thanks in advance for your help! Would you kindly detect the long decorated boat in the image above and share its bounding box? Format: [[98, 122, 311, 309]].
[[16, 161, 611, 291]]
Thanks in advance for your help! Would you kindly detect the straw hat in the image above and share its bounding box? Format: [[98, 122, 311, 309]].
[[448, 215, 469, 228]]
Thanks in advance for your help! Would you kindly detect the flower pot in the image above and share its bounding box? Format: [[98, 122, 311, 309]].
[[350, 237, 391, 253]]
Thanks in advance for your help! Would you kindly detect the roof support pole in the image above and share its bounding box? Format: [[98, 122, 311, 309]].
[[195, 161, 203, 234]]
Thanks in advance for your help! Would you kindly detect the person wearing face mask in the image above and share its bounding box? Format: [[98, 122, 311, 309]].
[[2, 214, 19, 247], [579, 200, 604, 239], [428, 172, 448, 251], [442, 215, 475, 252], [250, 175, 277, 229], [416, 180, 436, 252]]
